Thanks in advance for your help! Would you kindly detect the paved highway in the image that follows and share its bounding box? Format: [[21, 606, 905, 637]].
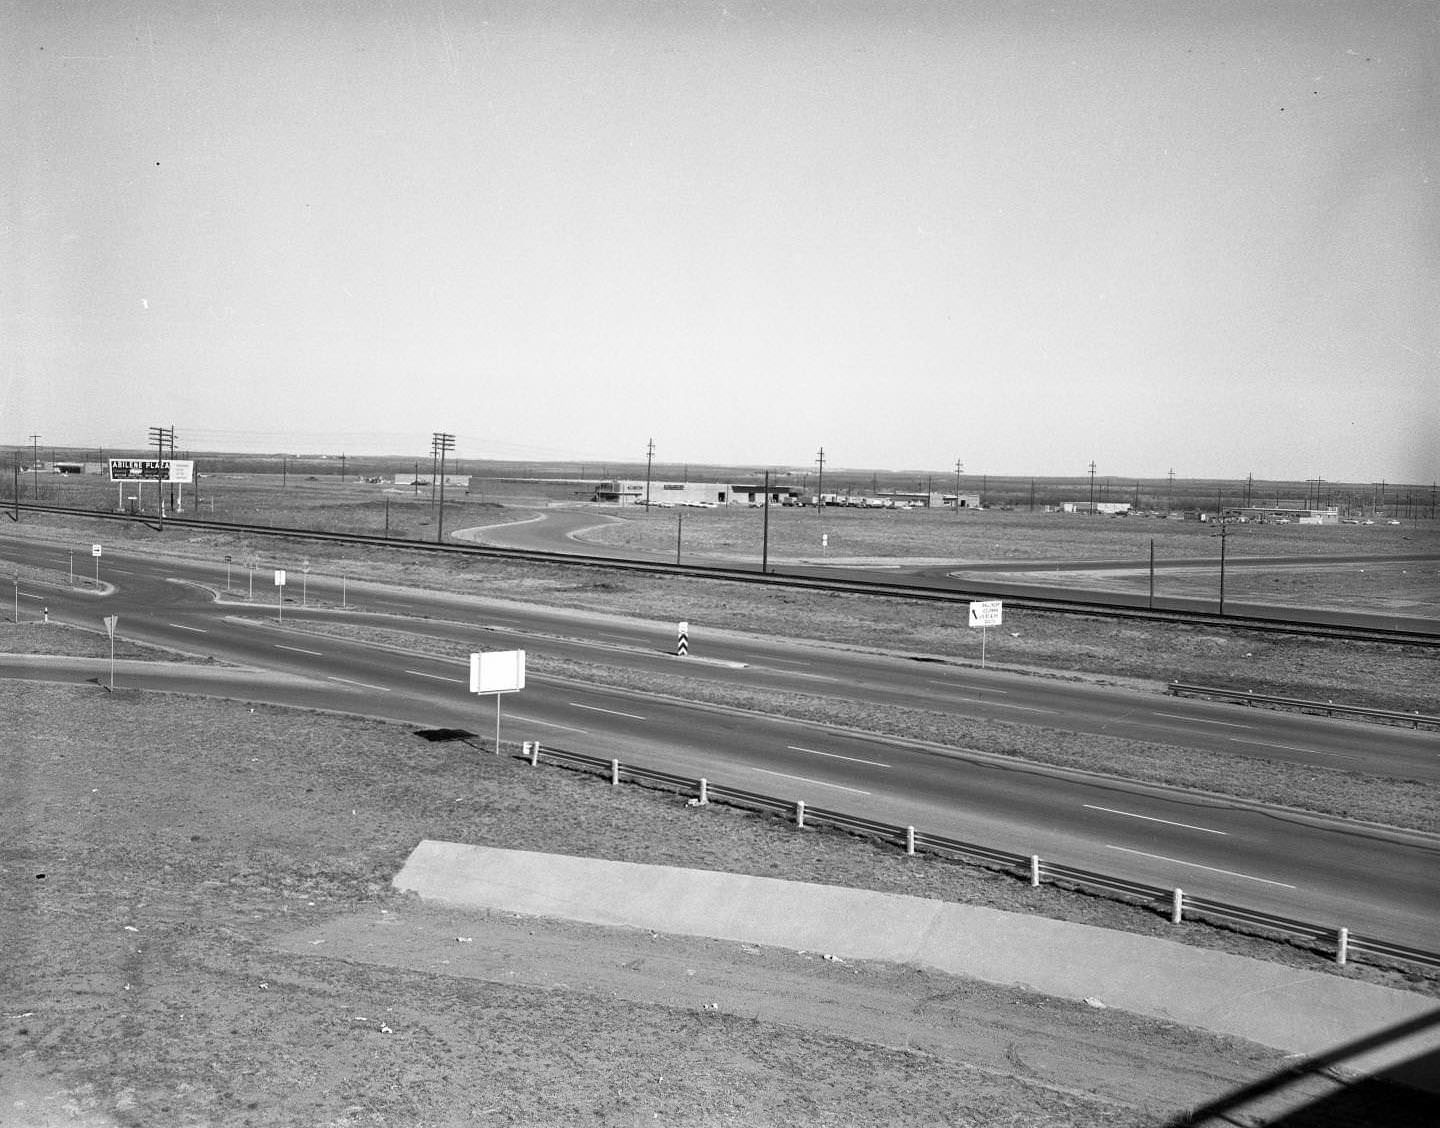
[[4, 532, 1438, 950]]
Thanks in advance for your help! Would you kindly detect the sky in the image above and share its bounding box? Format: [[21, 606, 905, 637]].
[[4, 1, 1437, 482]]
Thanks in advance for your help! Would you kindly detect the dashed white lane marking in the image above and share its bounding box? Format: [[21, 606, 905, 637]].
[[751, 768, 871, 795], [1083, 804, 1227, 835], [169, 623, 209, 633], [568, 702, 646, 721], [327, 676, 390, 692], [1152, 712, 1251, 728], [925, 680, 1008, 694], [509, 715, 589, 733], [275, 644, 324, 656], [1229, 737, 1341, 758], [406, 670, 465, 684], [1105, 845, 1296, 888], [788, 745, 889, 768]]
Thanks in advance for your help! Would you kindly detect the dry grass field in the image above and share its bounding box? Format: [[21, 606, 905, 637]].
[[4, 485, 1438, 1125]]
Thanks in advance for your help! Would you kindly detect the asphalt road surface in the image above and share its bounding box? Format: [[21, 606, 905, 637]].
[[4, 534, 1438, 951]]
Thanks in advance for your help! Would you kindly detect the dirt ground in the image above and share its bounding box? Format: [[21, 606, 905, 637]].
[[10, 676, 1416, 1128]]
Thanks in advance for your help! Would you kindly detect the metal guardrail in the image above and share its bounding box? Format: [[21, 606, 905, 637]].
[[1166, 681, 1440, 729], [518, 741, 1440, 973]]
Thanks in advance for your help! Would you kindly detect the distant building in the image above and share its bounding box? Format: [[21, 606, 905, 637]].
[[593, 480, 802, 507], [1063, 501, 1132, 515], [1228, 506, 1339, 525]]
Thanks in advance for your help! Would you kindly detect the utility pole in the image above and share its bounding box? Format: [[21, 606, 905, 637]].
[[954, 459, 963, 512], [432, 432, 455, 544], [340, 453, 346, 482], [148, 425, 172, 530], [815, 446, 825, 510], [1088, 460, 1096, 513], [761, 469, 770, 573], [1166, 468, 1175, 515], [28, 434, 40, 499], [645, 438, 655, 508]]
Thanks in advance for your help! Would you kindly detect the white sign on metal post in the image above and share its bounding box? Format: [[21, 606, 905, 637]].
[[274, 570, 286, 586], [470, 650, 527, 755], [968, 600, 1003, 627], [968, 600, 1003, 668], [273, 570, 286, 622], [91, 544, 102, 557]]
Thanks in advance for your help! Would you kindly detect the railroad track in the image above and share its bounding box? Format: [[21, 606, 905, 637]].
[[9, 502, 1439, 647]]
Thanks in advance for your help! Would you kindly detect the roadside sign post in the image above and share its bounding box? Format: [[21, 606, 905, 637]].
[[301, 560, 310, 607], [968, 600, 1003, 669], [103, 614, 118, 690], [676, 621, 689, 657], [470, 650, 526, 754], [224, 554, 232, 592], [274, 569, 286, 621], [92, 543, 102, 587]]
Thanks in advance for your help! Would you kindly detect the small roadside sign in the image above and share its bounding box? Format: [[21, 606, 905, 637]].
[[968, 600, 1003, 628], [274, 570, 286, 586], [91, 544, 102, 557], [103, 615, 118, 637]]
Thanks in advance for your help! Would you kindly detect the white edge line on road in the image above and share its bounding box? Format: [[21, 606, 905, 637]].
[[788, 745, 889, 768], [751, 768, 871, 795], [1229, 737, 1340, 757], [1083, 804, 1227, 835], [925, 680, 1008, 695], [1105, 845, 1296, 889], [168, 624, 209, 633], [568, 702, 646, 721], [950, 696, 1052, 713], [275, 644, 324, 656], [406, 670, 465, 684], [327, 676, 391, 692], [1152, 712, 1251, 728], [508, 715, 589, 733]]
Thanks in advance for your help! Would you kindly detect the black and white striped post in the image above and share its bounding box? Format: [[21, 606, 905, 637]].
[[676, 620, 689, 657]]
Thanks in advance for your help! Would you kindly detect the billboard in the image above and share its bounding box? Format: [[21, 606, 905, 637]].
[[470, 649, 526, 694], [108, 459, 194, 483]]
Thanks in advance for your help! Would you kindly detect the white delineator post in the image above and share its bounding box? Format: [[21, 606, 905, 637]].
[[274, 569, 286, 621], [103, 614, 118, 690], [676, 620, 689, 657]]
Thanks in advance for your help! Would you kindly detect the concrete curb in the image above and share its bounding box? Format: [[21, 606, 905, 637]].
[[393, 841, 1440, 1080]]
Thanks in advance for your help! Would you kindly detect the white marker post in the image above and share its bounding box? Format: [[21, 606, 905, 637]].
[[91, 543, 102, 587], [968, 599, 1003, 668], [103, 614, 118, 690], [470, 649, 526, 754], [676, 620, 689, 657], [274, 569, 286, 621]]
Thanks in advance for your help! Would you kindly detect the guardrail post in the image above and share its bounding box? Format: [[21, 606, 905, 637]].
[[905, 826, 915, 856], [1336, 927, 1349, 966], [698, 777, 708, 805], [1030, 855, 1041, 887], [610, 758, 620, 787], [795, 799, 805, 828], [1172, 887, 1184, 924]]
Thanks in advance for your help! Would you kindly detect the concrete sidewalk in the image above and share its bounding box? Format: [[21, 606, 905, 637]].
[[393, 840, 1440, 1084]]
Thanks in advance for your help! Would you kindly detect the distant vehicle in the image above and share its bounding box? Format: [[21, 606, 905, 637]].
[[1387, 519, 1401, 525], [1363, 519, 1375, 525]]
